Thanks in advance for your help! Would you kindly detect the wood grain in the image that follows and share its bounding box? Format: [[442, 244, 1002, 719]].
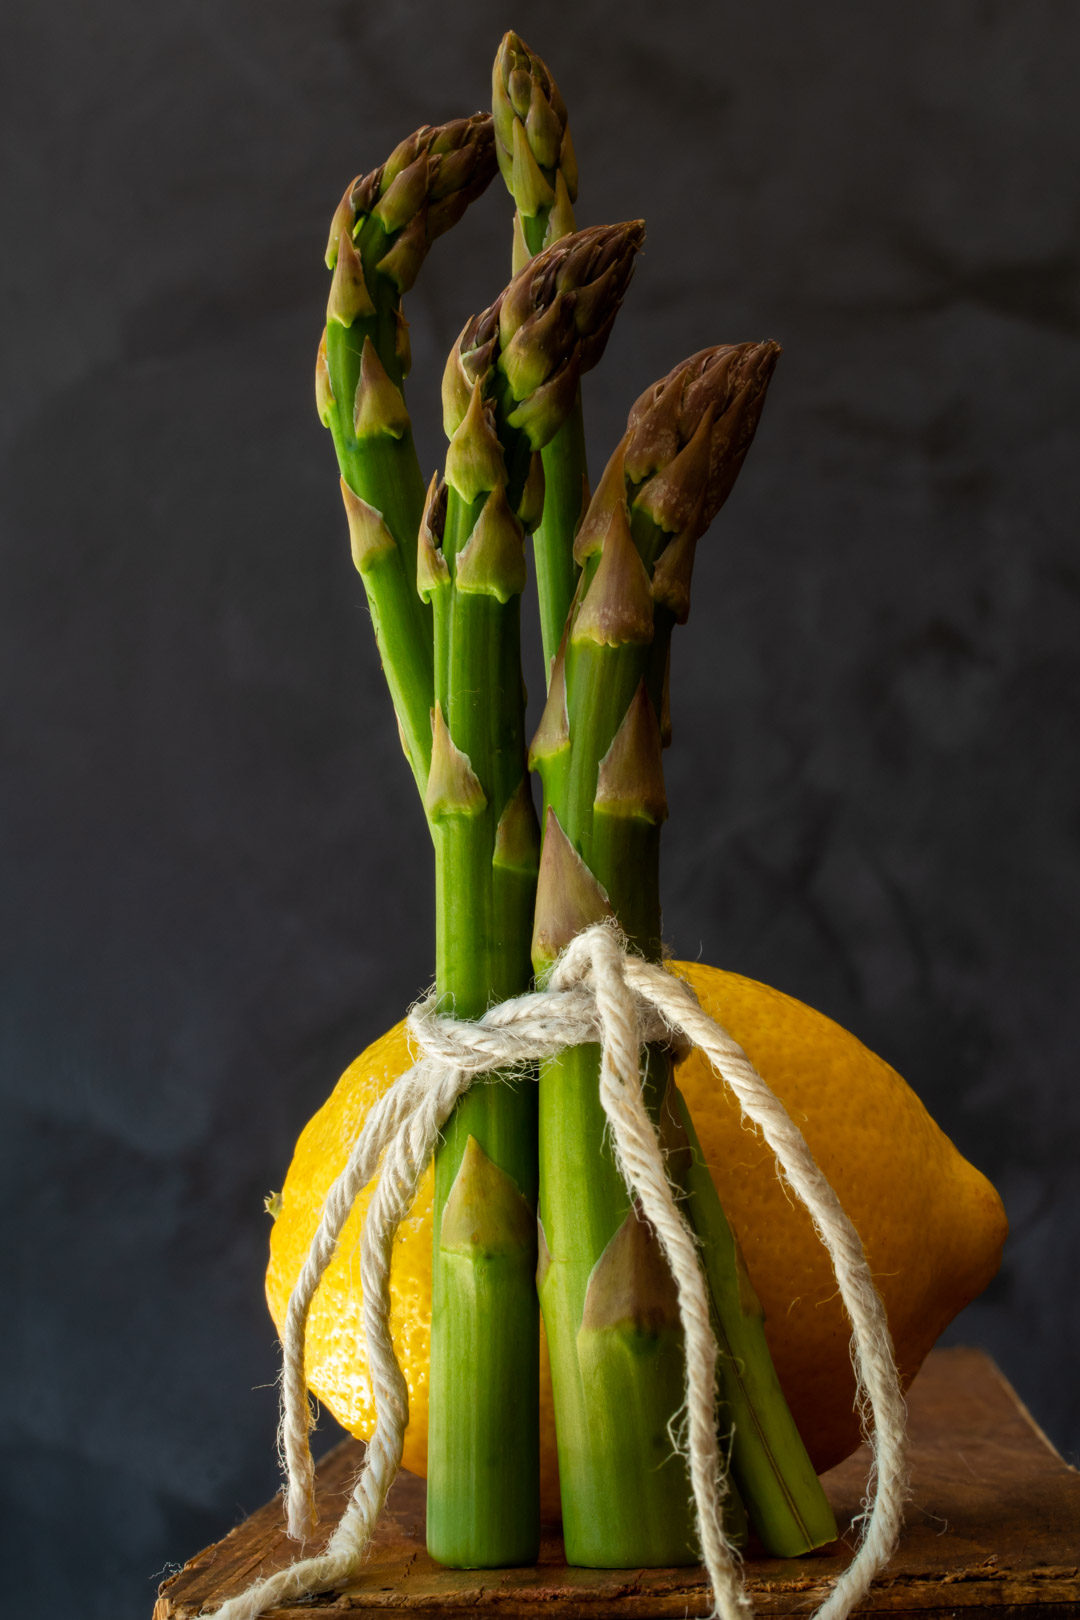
[[155, 1349, 1080, 1618]]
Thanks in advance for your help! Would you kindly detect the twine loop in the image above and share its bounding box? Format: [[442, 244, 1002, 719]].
[[206, 924, 908, 1620]]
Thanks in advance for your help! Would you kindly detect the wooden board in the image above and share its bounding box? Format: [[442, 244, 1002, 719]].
[[155, 1349, 1080, 1618]]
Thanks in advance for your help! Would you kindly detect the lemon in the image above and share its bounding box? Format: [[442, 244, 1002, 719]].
[[266, 963, 1006, 1516]]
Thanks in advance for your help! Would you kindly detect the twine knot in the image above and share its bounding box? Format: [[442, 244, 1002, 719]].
[[205, 924, 908, 1620]]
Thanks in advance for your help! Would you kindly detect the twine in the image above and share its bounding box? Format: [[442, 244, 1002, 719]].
[[206, 924, 908, 1620]]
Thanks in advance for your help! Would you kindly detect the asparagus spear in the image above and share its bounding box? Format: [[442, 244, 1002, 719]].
[[425, 221, 644, 1568], [317, 115, 497, 794], [530, 342, 838, 1563], [492, 30, 578, 268], [492, 31, 587, 680]]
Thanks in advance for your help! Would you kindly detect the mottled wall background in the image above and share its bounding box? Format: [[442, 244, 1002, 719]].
[[3, 2, 1078, 1615]]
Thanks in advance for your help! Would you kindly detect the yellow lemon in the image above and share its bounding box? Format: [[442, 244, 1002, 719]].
[[266, 963, 1006, 1515]]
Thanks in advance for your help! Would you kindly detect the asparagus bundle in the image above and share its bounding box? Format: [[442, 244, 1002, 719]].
[[309, 29, 840, 1585], [531, 343, 837, 1561]]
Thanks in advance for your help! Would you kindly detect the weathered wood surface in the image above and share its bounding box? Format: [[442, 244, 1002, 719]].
[[155, 1349, 1080, 1618]]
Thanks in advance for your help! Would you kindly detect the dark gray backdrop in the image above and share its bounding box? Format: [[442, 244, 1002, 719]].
[[3, 3, 1078, 1615]]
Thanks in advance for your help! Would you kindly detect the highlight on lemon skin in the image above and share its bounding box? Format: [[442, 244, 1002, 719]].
[[265, 961, 1007, 1516]]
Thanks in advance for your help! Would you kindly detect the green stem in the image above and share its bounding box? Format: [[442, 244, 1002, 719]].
[[426, 476, 540, 1567], [518, 184, 586, 686], [535, 401, 587, 678], [572, 614, 833, 1551], [625, 524, 838, 1555], [538, 1041, 711, 1563], [534, 553, 728, 1563], [322, 235, 433, 794], [495, 37, 587, 685], [532, 400, 837, 1556], [667, 1089, 838, 1555]]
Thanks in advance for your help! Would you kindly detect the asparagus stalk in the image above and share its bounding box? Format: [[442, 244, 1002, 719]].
[[425, 221, 644, 1568], [317, 115, 497, 793], [492, 32, 587, 680], [530, 342, 838, 1562]]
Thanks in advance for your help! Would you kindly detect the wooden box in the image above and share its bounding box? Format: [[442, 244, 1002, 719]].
[[155, 1348, 1079, 1618]]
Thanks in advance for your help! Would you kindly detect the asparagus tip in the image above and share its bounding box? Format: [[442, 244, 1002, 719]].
[[627, 339, 783, 543]]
